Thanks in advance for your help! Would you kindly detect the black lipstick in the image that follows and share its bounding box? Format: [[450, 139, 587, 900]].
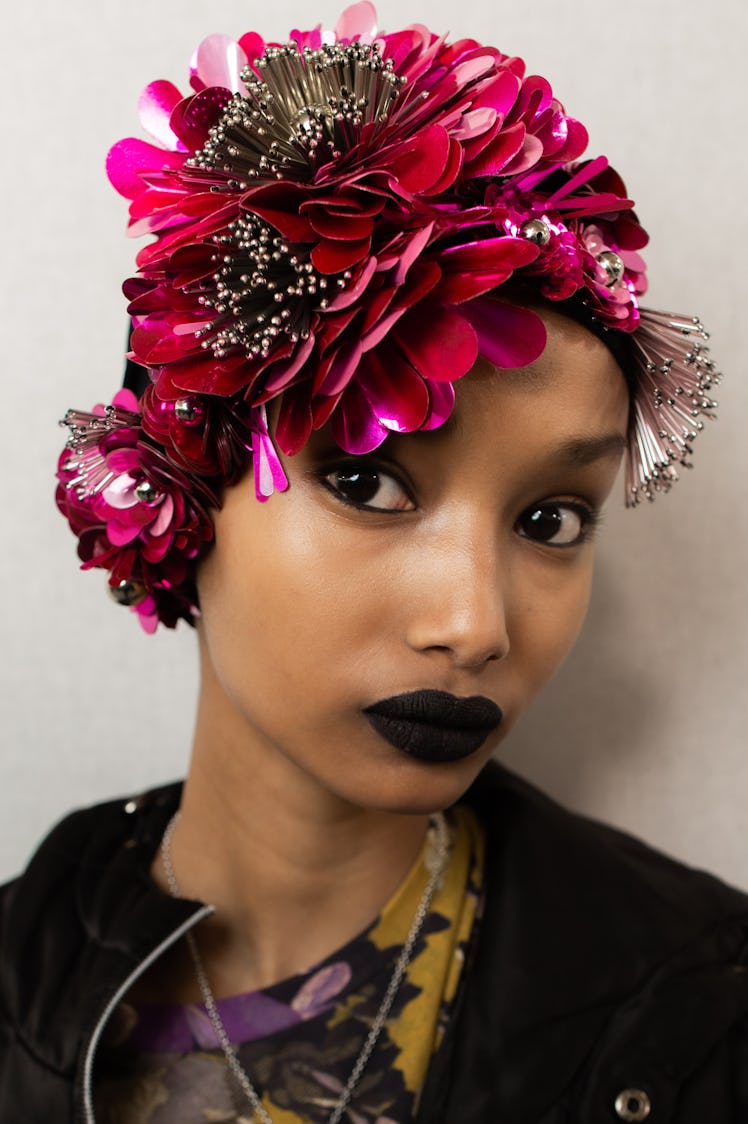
[[363, 690, 503, 763]]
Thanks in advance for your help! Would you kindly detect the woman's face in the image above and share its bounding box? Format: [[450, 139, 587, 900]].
[[196, 308, 629, 814]]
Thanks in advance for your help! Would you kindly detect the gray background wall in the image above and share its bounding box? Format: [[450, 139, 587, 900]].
[[2, 0, 746, 885]]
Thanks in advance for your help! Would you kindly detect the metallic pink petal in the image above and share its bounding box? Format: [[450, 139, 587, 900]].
[[357, 349, 429, 431], [311, 237, 370, 273], [331, 381, 388, 454], [392, 305, 478, 382], [106, 520, 142, 547], [112, 389, 140, 412], [317, 340, 363, 396], [263, 335, 317, 394], [251, 406, 290, 500], [335, 2, 378, 43], [237, 32, 266, 76], [462, 298, 547, 369], [106, 139, 184, 201], [138, 82, 184, 151], [422, 379, 456, 430]]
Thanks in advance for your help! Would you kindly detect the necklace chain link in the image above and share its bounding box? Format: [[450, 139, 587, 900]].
[[161, 810, 450, 1124]]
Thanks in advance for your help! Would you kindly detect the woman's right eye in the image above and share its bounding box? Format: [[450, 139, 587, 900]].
[[321, 462, 415, 513]]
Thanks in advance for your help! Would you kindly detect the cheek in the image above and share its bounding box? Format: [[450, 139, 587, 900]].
[[509, 554, 595, 700], [195, 494, 394, 701]]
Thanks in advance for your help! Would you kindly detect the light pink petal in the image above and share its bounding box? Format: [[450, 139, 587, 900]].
[[102, 474, 138, 509], [335, 1, 378, 43], [251, 406, 289, 501], [138, 81, 184, 150], [193, 35, 248, 94], [149, 494, 174, 537]]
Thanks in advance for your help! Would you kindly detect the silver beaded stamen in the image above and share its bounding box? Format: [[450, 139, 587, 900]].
[[626, 310, 719, 504]]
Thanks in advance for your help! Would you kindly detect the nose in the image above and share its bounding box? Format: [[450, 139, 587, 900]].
[[405, 522, 510, 670]]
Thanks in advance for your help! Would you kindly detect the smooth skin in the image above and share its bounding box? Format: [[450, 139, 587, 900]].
[[145, 307, 629, 1002]]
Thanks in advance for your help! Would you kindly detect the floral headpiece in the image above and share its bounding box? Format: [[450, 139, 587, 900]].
[[57, 3, 719, 632]]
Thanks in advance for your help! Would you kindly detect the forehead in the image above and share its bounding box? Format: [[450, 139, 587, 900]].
[[420, 306, 629, 451]]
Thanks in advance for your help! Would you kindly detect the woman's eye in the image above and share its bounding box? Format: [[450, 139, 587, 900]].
[[322, 463, 415, 512], [516, 501, 597, 547]]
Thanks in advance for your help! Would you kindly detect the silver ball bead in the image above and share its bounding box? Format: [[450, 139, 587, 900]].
[[134, 479, 158, 505], [108, 579, 147, 607], [597, 250, 625, 285], [174, 397, 203, 426], [520, 218, 552, 247]]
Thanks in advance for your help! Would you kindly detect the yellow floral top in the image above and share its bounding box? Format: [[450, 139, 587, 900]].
[[94, 806, 485, 1123]]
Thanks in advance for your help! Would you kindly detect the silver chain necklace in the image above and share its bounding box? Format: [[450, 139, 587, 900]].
[[160, 810, 449, 1124]]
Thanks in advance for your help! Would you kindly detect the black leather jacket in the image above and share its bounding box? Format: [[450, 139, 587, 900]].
[[2, 763, 748, 1123]]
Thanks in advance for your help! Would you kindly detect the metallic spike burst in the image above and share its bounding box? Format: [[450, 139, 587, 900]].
[[59, 406, 139, 500], [188, 41, 404, 183], [184, 42, 403, 364], [626, 310, 719, 504]]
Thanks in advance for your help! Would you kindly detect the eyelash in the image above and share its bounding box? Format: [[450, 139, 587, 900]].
[[319, 459, 601, 547]]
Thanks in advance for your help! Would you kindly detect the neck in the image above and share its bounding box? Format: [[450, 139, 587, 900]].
[[152, 686, 430, 998]]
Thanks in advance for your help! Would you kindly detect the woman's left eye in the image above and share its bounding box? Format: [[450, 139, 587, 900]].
[[516, 501, 597, 547], [321, 462, 415, 512]]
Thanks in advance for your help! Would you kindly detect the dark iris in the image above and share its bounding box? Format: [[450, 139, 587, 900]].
[[521, 504, 564, 542], [333, 469, 382, 506]]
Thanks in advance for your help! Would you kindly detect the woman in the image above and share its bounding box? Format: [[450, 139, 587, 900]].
[[2, 5, 747, 1121]]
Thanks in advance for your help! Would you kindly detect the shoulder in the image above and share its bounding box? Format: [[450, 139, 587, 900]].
[[0, 784, 183, 1024], [439, 764, 748, 1120], [466, 761, 748, 938]]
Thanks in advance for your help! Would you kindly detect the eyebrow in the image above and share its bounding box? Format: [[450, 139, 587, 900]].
[[549, 433, 627, 466]]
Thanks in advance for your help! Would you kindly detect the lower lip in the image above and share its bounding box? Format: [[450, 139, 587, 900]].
[[363, 713, 497, 763]]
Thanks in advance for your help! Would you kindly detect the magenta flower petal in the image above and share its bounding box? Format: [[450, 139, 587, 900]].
[[106, 139, 184, 201], [392, 305, 478, 382], [317, 340, 363, 396], [462, 298, 546, 369], [357, 348, 429, 431], [422, 379, 456, 430], [331, 381, 388, 453]]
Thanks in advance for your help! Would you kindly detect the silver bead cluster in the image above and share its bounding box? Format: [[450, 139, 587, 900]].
[[188, 41, 404, 184], [197, 213, 344, 361]]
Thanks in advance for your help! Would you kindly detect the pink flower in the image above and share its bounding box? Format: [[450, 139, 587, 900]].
[[56, 390, 218, 630], [106, 5, 635, 458]]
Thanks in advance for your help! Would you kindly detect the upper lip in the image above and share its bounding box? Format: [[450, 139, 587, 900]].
[[363, 689, 502, 730]]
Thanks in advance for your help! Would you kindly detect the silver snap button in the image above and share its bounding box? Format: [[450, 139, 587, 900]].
[[123, 799, 138, 814], [614, 1089, 651, 1121]]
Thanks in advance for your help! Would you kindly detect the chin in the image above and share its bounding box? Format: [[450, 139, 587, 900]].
[[334, 748, 498, 817]]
